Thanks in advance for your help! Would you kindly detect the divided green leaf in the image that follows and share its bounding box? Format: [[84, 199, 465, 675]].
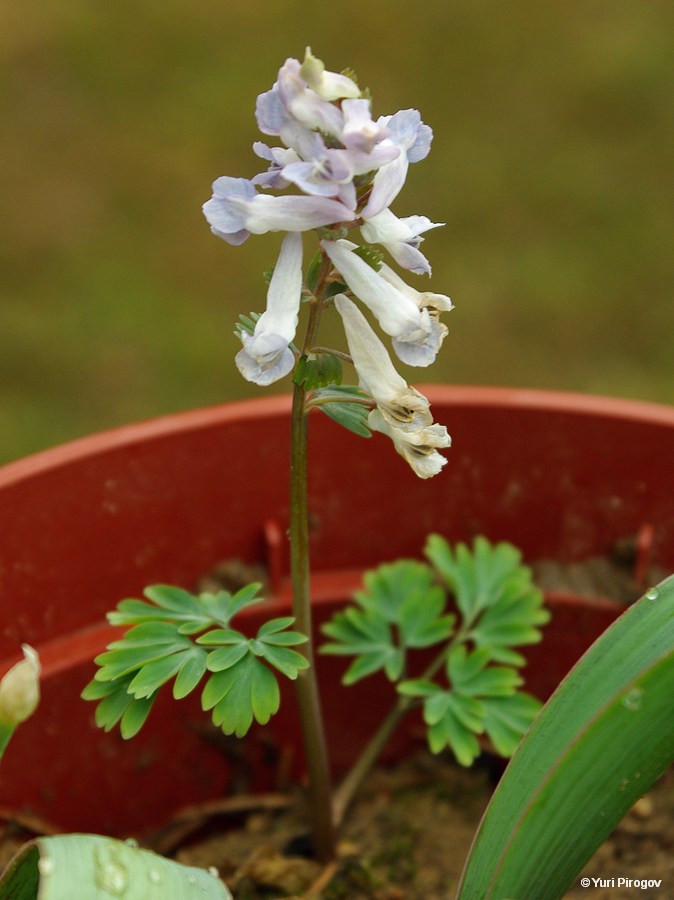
[[321, 559, 454, 685], [84, 581, 306, 740], [323, 537, 548, 766]]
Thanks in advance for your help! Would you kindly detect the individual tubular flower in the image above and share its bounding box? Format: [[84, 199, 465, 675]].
[[251, 142, 300, 189], [360, 208, 444, 275], [203, 176, 355, 245], [276, 57, 346, 140], [368, 408, 451, 478], [322, 239, 448, 366], [361, 109, 434, 218], [333, 294, 432, 432], [333, 294, 450, 478], [340, 98, 391, 153], [378, 259, 454, 321], [235, 232, 303, 385]]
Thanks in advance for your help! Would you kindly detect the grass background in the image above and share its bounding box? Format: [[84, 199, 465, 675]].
[[2, 0, 673, 463]]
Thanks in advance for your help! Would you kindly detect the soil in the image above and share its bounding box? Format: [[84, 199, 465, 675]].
[[167, 749, 673, 899]]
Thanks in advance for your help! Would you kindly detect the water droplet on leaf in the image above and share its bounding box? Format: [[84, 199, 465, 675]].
[[622, 687, 643, 711], [645, 587, 659, 600], [38, 858, 54, 877], [95, 846, 128, 896]]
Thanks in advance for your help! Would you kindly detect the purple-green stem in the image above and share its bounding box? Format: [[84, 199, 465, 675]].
[[289, 255, 336, 861]]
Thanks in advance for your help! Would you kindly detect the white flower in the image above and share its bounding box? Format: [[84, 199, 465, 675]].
[[378, 259, 454, 317], [322, 239, 447, 366], [0, 645, 40, 726], [334, 294, 450, 478], [360, 208, 444, 275], [203, 177, 354, 245], [235, 232, 303, 385], [369, 409, 451, 478], [334, 294, 433, 431]]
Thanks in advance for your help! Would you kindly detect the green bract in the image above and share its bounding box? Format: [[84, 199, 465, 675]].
[[293, 352, 343, 389], [82, 584, 308, 739], [307, 385, 373, 438], [321, 537, 549, 765]]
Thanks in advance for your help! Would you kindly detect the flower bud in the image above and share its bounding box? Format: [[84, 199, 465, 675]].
[[0, 645, 40, 726]]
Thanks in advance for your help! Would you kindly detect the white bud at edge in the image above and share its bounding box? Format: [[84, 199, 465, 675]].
[[0, 645, 40, 726]]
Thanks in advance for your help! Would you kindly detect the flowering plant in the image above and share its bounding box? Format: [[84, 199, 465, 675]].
[[69, 49, 673, 898], [80, 49, 547, 867]]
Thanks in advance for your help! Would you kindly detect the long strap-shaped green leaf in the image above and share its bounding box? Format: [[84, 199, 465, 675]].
[[457, 574, 674, 899], [0, 834, 232, 899]]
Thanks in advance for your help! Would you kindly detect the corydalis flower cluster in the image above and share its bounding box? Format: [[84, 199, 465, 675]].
[[203, 49, 452, 477]]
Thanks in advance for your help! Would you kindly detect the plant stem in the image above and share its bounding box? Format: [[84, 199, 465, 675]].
[[289, 271, 336, 861], [332, 694, 413, 827], [331, 637, 455, 826]]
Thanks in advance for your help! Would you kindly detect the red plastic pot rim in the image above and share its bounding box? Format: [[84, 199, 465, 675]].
[[2, 385, 673, 486]]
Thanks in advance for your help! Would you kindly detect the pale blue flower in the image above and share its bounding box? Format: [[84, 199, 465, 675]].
[[251, 142, 300, 189], [362, 109, 433, 218], [360, 208, 444, 275], [322, 239, 447, 366], [203, 176, 355, 245], [235, 232, 303, 385], [340, 98, 391, 153], [279, 132, 357, 209], [277, 57, 345, 140]]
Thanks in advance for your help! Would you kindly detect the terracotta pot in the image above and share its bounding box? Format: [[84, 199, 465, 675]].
[[1, 386, 672, 836]]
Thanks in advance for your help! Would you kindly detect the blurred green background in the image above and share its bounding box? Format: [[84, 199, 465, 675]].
[[2, 0, 673, 463]]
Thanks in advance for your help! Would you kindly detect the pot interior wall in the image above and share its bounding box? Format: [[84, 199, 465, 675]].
[[0, 387, 672, 833]]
